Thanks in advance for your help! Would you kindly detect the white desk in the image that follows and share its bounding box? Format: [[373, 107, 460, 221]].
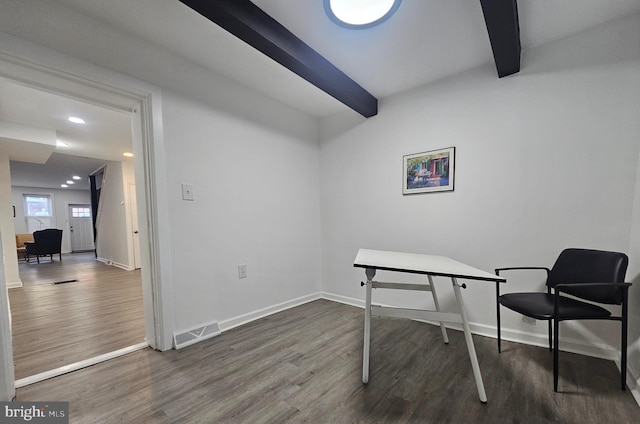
[[353, 248, 505, 403]]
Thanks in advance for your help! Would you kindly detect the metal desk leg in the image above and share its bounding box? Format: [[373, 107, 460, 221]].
[[428, 275, 449, 344], [452, 277, 487, 403], [363, 268, 375, 384]]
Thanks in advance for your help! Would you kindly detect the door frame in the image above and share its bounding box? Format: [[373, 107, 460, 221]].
[[0, 40, 174, 399]]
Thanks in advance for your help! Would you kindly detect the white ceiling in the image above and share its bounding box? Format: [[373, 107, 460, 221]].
[[0, 77, 133, 190], [55, 0, 640, 118], [3, 0, 640, 190]]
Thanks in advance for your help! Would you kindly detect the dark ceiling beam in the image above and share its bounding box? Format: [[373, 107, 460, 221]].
[[179, 0, 378, 117], [479, 0, 521, 77]]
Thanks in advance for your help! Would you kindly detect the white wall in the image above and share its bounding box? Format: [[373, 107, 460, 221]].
[[11, 186, 92, 254], [0, 156, 19, 288], [162, 91, 322, 331], [94, 162, 131, 269], [627, 95, 640, 390], [320, 14, 640, 356]]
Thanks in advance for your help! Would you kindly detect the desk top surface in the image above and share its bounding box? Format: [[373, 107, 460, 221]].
[[353, 249, 505, 282]]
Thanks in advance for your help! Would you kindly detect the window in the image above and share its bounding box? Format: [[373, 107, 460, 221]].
[[71, 207, 91, 218], [23, 194, 53, 232], [23, 195, 52, 217]]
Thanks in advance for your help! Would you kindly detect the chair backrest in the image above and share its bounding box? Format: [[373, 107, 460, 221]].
[[547, 248, 628, 304], [33, 229, 63, 253]]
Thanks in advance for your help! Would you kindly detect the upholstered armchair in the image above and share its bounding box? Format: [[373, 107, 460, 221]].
[[24, 229, 63, 263]]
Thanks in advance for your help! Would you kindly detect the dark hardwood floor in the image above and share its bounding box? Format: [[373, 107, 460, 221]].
[[9, 252, 145, 379], [14, 299, 639, 423]]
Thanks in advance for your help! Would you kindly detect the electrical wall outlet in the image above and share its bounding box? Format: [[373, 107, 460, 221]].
[[238, 264, 247, 279], [521, 315, 536, 325]]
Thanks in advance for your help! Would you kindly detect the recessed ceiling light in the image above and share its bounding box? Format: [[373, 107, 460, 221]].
[[68, 116, 85, 124], [61, 184, 68, 188], [56, 140, 68, 147], [325, 0, 401, 28], [72, 176, 81, 180], [123, 152, 134, 157], [66, 181, 74, 184]]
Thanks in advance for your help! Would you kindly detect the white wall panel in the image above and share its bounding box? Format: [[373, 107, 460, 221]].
[[320, 14, 640, 353]]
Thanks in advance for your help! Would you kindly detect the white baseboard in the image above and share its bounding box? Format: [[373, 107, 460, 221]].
[[218, 292, 323, 333], [321, 292, 364, 308], [6, 281, 22, 289], [173, 293, 325, 351], [96, 257, 134, 271]]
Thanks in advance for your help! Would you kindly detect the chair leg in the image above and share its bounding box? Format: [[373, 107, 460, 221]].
[[622, 296, 628, 391], [548, 320, 552, 352], [496, 287, 502, 353], [553, 319, 559, 392]]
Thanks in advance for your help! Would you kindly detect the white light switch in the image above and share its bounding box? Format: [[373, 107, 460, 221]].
[[182, 183, 194, 201], [238, 264, 247, 279]]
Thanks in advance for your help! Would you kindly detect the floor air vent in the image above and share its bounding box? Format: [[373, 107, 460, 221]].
[[173, 322, 221, 349]]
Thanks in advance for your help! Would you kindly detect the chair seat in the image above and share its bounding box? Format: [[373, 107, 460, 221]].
[[499, 292, 612, 320]]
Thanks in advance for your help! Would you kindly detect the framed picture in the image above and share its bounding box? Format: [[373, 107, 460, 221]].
[[403, 147, 455, 194]]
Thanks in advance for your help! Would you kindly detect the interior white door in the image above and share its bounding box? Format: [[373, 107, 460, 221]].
[[68, 204, 95, 252]]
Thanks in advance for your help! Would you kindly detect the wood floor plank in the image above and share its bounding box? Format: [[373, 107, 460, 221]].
[[8, 252, 145, 379], [14, 299, 640, 423]]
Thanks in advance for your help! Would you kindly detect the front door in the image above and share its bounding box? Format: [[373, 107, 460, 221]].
[[68, 204, 95, 252]]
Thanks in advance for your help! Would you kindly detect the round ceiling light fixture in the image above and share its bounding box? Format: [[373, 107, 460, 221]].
[[324, 0, 402, 29]]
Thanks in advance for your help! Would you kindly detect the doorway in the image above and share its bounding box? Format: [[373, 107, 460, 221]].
[[68, 204, 95, 252], [8, 93, 146, 383], [0, 46, 167, 398]]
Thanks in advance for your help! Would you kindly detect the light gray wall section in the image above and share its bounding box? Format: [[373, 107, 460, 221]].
[[320, 14, 640, 353], [0, 156, 19, 287], [162, 90, 322, 330]]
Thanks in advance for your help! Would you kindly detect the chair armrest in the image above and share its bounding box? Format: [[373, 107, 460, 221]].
[[494, 267, 551, 298], [495, 266, 550, 276], [553, 282, 631, 314], [554, 282, 631, 297]]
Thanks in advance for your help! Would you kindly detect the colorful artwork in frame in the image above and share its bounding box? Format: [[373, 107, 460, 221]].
[[403, 147, 455, 194]]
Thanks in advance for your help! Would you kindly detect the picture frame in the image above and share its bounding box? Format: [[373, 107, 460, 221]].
[[403, 147, 455, 194]]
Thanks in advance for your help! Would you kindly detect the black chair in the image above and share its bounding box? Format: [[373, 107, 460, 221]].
[[495, 248, 630, 392], [24, 229, 63, 263]]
